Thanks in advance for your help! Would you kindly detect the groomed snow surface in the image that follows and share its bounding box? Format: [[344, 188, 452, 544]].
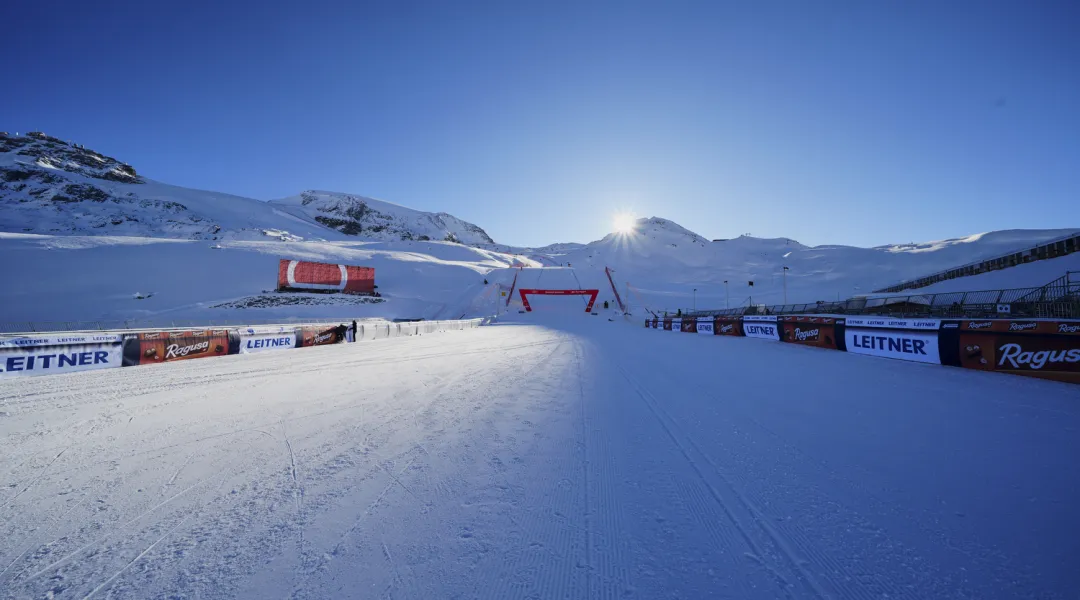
[[2, 315, 1078, 599]]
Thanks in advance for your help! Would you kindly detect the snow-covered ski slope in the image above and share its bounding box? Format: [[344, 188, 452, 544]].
[[2, 316, 1077, 599], [0, 233, 537, 324]]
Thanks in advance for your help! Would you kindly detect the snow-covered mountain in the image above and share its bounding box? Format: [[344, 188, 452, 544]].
[[0, 133, 491, 245], [269, 191, 494, 244], [550, 217, 1079, 313]]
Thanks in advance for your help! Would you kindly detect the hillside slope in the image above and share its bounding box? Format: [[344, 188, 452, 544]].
[[0, 233, 537, 325], [563, 218, 1080, 313], [269, 191, 494, 244]]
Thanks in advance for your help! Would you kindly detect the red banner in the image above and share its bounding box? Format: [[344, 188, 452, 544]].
[[714, 316, 743, 336], [950, 319, 1080, 383], [299, 325, 344, 347], [779, 316, 843, 350], [123, 330, 235, 366], [277, 259, 375, 295]]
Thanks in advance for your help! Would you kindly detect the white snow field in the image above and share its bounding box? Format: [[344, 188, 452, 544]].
[[2, 315, 1078, 599]]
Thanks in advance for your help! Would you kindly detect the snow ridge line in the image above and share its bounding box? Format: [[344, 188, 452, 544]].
[[614, 363, 831, 600]]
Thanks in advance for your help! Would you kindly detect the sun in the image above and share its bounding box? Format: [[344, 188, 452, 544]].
[[612, 212, 637, 234]]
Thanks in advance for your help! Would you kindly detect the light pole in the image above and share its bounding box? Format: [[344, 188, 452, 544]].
[[724, 280, 729, 309], [693, 288, 697, 312], [782, 266, 789, 304]]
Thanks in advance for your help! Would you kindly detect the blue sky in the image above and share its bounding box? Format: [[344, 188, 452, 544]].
[[5, 0, 1078, 247]]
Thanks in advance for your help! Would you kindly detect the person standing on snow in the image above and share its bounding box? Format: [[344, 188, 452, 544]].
[[350, 320, 358, 342]]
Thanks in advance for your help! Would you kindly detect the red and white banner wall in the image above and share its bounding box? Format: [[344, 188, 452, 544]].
[[1, 319, 483, 378], [645, 312, 1080, 384], [277, 259, 375, 295]]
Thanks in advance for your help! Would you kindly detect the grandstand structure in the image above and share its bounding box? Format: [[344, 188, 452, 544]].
[[874, 232, 1080, 294]]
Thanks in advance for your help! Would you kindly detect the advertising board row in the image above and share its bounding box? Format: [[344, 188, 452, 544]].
[[646, 315, 1080, 384], [0, 320, 428, 379]]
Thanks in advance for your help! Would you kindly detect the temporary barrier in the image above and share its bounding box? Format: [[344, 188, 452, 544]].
[[0, 333, 123, 378], [696, 317, 714, 335], [299, 324, 344, 347], [715, 316, 743, 336], [277, 259, 375, 295], [780, 316, 846, 350], [518, 289, 599, 312], [940, 319, 1080, 383], [1, 318, 483, 379], [680, 319, 697, 333], [743, 315, 780, 341], [123, 329, 237, 366], [845, 317, 941, 364], [239, 326, 298, 354]]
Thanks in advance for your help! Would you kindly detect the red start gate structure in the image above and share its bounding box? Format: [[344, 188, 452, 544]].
[[518, 289, 599, 312]]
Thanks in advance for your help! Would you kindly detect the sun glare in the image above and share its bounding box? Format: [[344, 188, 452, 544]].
[[613, 213, 637, 234]]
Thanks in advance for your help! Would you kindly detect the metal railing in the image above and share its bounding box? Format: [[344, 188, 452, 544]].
[[681, 272, 1080, 320]]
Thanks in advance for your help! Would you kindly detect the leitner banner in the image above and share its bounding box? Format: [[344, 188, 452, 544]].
[[0, 333, 123, 378], [123, 330, 236, 366], [742, 315, 780, 341], [696, 317, 714, 335], [240, 326, 298, 354], [940, 319, 1080, 383], [845, 318, 941, 364]]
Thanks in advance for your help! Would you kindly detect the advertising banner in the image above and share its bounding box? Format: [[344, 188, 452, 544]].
[[715, 316, 743, 336], [299, 325, 343, 348], [845, 319, 941, 364], [671, 318, 682, 332], [941, 319, 1080, 383], [0, 333, 122, 349], [696, 317, 714, 335], [680, 319, 697, 333], [780, 316, 845, 350], [0, 334, 123, 378], [742, 315, 780, 341], [845, 317, 940, 331], [277, 259, 375, 295], [239, 326, 298, 354], [652, 318, 659, 329], [123, 330, 236, 366], [663, 318, 673, 331]]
